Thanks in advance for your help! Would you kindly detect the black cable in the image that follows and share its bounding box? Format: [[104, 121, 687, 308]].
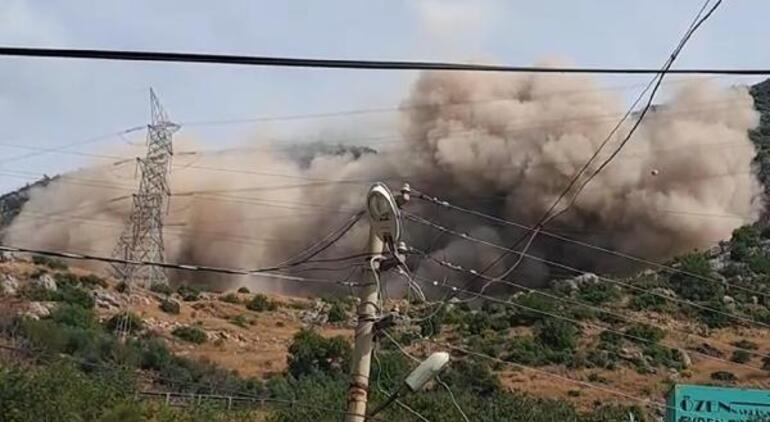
[[439, 0, 723, 296], [267, 210, 365, 270], [545, 0, 724, 225], [0, 244, 363, 286], [1, 45, 767, 74]]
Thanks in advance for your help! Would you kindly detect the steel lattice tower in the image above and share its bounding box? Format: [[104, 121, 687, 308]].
[[111, 89, 178, 288]]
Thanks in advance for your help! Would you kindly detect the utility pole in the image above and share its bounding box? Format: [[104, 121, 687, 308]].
[[346, 183, 407, 422], [110, 88, 178, 289]]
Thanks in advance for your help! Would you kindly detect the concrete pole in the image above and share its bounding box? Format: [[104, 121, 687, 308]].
[[345, 226, 384, 422]]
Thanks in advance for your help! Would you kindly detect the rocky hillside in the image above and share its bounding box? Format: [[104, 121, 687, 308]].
[[0, 175, 57, 230], [1, 232, 770, 421], [3, 80, 770, 420]]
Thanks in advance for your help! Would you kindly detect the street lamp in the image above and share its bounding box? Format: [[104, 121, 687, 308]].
[[368, 352, 451, 418]]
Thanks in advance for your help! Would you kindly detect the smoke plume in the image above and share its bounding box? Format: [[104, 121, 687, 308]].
[[3, 68, 763, 295]]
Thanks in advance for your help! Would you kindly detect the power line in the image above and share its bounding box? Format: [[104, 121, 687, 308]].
[[2, 46, 769, 75], [0, 125, 145, 167], [270, 211, 365, 268], [409, 275, 769, 398], [0, 243, 366, 287], [177, 76, 725, 127], [452, 0, 723, 298], [380, 331, 470, 422], [425, 338, 669, 414], [545, 1, 725, 225], [410, 246, 770, 366], [411, 189, 770, 300], [405, 212, 770, 329]]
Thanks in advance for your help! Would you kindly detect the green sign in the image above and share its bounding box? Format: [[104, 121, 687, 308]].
[[667, 384, 770, 421]]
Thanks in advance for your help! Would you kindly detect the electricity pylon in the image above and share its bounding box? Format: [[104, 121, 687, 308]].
[[110, 89, 178, 290]]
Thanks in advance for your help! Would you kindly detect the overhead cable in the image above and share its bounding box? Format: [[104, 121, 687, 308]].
[[412, 189, 770, 299], [1, 45, 767, 75], [0, 243, 365, 287]]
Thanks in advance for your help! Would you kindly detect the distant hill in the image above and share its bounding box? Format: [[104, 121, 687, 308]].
[[0, 175, 57, 230]]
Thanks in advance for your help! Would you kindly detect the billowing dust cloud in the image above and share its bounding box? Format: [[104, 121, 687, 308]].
[[3, 69, 763, 295]]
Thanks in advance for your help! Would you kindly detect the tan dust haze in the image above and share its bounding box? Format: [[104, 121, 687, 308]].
[[3, 69, 763, 294]]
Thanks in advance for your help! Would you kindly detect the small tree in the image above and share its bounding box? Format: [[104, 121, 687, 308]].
[[536, 318, 577, 352], [32, 255, 68, 270], [78, 274, 108, 288], [326, 301, 347, 324], [104, 312, 144, 333], [150, 283, 172, 295], [731, 349, 752, 364], [159, 299, 180, 315], [219, 293, 241, 304], [49, 304, 98, 330], [177, 285, 200, 302], [626, 324, 665, 344], [172, 326, 207, 344], [247, 294, 277, 312], [286, 329, 350, 378], [669, 253, 722, 301]]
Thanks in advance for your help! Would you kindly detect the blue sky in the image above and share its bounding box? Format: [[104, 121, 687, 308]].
[[0, 0, 768, 192]]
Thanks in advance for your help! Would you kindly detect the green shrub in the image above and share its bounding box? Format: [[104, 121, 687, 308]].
[[19, 284, 58, 302], [731, 226, 761, 261], [219, 293, 240, 304], [467, 312, 493, 335], [747, 252, 770, 274], [326, 301, 348, 324], [20, 283, 94, 309], [229, 314, 251, 328], [536, 318, 577, 352], [669, 253, 722, 301], [115, 282, 128, 293], [58, 284, 95, 309], [287, 328, 350, 378], [171, 326, 207, 344], [598, 330, 623, 348], [149, 283, 172, 295], [585, 349, 619, 369], [0, 362, 136, 421], [78, 274, 108, 288], [506, 337, 545, 365], [159, 299, 180, 315], [32, 255, 68, 270], [643, 344, 684, 369], [630, 292, 673, 312], [53, 272, 79, 287], [577, 283, 619, 305], [697, 300, 732, 328], [104, 312, 144, 333], [567, 305, 596, 321], [442, 359, 501, 397], [237, 287, 250, 294], [177, 285, 200, 302], [246, 294, 277, 312], [625, 324, 665, 344], [732, 339, 759, 350], [511, 292, 558, 326], [710, 371, 737, 382], [50, 304, 98, 330], [731, 349, 752, 364], [417, 305, 448, 338]]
